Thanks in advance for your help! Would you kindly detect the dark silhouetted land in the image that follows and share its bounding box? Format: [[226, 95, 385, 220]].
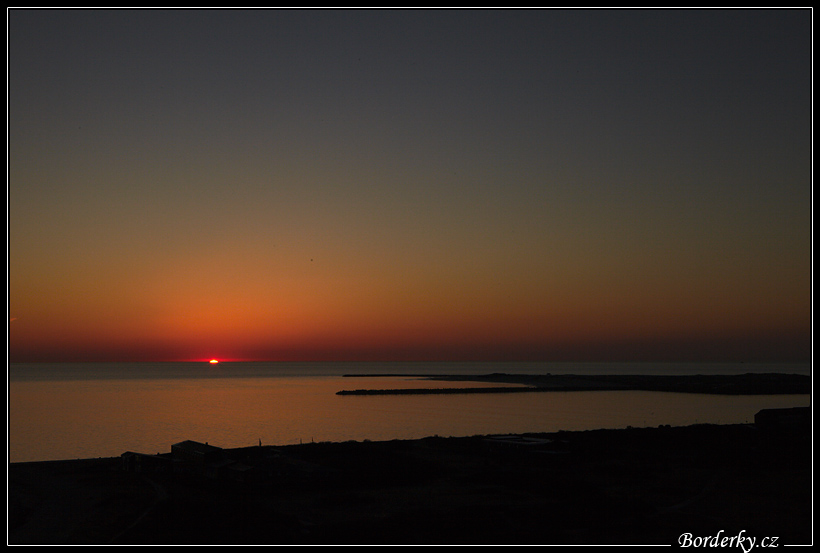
[[337, 372, 811, 395], [8, 406, 811, 545]]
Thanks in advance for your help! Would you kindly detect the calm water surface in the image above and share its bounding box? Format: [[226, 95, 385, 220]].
[[8, 362, 811, 463]]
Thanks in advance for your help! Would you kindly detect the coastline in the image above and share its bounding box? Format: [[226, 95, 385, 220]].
[[337, 372, 811, 395], [9, 407, 811, 546]]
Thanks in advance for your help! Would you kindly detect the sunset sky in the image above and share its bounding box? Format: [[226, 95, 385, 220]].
[[8, 9, 812, 363]]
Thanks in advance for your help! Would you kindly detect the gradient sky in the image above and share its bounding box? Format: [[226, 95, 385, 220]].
[[8, 9, 812, 363]]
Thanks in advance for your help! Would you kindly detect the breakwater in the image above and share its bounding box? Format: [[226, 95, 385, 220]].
[[337, 372, 811, 396]]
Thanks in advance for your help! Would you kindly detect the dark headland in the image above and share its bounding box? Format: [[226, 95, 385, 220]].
[[337, 372, 811, 395], [9, 405, 811, 545]]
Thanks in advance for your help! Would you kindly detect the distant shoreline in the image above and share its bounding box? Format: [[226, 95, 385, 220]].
[[337, 372, 811, 396]]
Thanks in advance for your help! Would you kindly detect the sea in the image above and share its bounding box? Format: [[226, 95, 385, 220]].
[[8, 361, 812, 463]]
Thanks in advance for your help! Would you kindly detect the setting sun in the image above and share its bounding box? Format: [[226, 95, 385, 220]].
[[209, 359, 219, 364]]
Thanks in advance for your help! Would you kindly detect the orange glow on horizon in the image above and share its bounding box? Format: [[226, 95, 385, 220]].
[[209, 359, 219, 364]]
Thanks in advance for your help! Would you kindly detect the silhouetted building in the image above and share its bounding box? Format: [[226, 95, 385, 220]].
[[172, 440, 225, 476], [121, 451, 171, 473], [121, 439, 328, 484], [755, 407, 810, 435]]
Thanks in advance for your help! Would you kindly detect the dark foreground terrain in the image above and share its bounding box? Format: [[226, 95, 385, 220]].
[[8, 407, 811, 546]]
